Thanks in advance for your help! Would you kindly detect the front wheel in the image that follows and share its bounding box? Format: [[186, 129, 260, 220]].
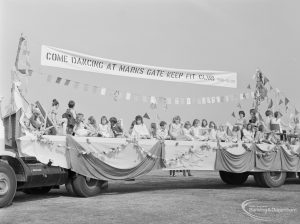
[[255, 172, 286, 188], [72, 175, 101, 197], [219, 171, 249, 185], [0, 161, 17, 208]]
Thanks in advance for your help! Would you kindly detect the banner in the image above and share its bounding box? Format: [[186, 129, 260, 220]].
[[41, 45, 237, 88]]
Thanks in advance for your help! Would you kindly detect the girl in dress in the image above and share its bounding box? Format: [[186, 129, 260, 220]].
[[208, 121, 218, 141], [99, 116, 112, 138], [254, 124, 266, 143], [156, 121, 171, 140], [131, 115, 150, 139], [236, 110, 247, 130], [200, 119, 209, 140], [49, 99, 68, 135], [109, 117, 124, 138], [217, 125, 229, 142], [182, 121, 194, 141], [168, 115, 184, 140], [242, 123, 254, 143], [86, 116, 99, 137], [230, 125, 241, 143], [191, 119, 207, 141], [73, 113, 90, 137]]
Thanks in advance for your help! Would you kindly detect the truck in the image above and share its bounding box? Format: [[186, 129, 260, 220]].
[[0, 37, 299, 208]]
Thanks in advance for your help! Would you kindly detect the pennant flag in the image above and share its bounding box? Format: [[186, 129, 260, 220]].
[[285, 97, 290, 106], [279, 99, 283, 105], [150, 96, 157, 104], [46, 74, 52, 82], [239, 93, 244, 100], [166, 98, 172, 105], [237, 103, 242, 108], [186, 98, 191, 105], [247, 84, 251, 89], [206, 97, 211, 104], [100, 88, 107, 95], [55, 77, 62, 84], [268, 99, 273, 109], [125, 92, 131, 100], [202, 97, 207, 104], [113, 90, 120, 101], [263, 76, 269, 85], [64, 79, 71, 86], [231, 112, 236, 118], [143, 113, 150, 119], [15, 36, 33, 75], [211, 97, 216, 104], [216, 96, 221, 103]]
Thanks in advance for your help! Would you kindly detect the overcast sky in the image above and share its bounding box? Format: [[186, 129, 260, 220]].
[[1, 0, 299, 128]]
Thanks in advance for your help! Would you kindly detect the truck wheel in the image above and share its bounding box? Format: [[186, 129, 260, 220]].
[[0, 161, 17, 208], [65, 179, 76, 196], [219, 171, 249, 185], [256, 171, 286, 188], [72, 175, 101, 197], [23, 186, 52, 194]]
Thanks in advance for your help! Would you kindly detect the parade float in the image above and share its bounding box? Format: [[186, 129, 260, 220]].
[[0, 36, 299, 208]]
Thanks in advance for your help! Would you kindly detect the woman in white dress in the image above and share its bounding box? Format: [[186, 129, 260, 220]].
[[73, 113, 90, 137], [131, 115, 150, 139], [98, 116, 112, 138]]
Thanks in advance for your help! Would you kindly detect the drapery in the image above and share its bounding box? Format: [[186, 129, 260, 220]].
[[215, 146, 255, 173], [66, 135, 166, 180]]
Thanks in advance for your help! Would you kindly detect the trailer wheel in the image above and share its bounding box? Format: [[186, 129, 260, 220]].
[[23, 186, 52, 195], [256, 171, 286, 188], [219, 171, 249, 185], [0, 161, 17, 208], [72, 175, 101, 197]]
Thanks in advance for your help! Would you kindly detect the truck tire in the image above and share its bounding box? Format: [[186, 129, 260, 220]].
[[219, 171, 249, 185], [23, 186, 52, 194], [255, 171, 286, 188], [72, 175, 101, 197], [65, 179, 76, 196], [0, 161, 17, 208]]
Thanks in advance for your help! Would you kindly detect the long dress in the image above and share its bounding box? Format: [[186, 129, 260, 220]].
[[131, 124, 150, 138], [74, 122, 90, 137], [99, 123, 112, 137], [169, 123, 184, 140]]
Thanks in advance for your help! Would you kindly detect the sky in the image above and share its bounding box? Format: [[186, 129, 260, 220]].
[[0, 0, 300, 129]]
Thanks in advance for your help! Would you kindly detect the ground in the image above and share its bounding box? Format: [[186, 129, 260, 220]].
[[0, 171, 299, 224]]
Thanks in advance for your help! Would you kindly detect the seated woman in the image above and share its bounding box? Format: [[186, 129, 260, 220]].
[[73, 113, 90, 137], [156, 121, 171, 140], [217, 125, 229, 142], [242, 123, 254, 143], [168, 116, 185, 140], [208, 121, 218, 141], [182, 121, 194, 141], [200, 119, 210, 140], [254, 124, 266, 143], [29, 107, 45, 131], [191, 119, 208, 141], [230, 125, 241, 143], [98, 116, 112, 138], [109, 117, 124, 138], [131, 115, 150, 139], [86, 116, 99, 137]]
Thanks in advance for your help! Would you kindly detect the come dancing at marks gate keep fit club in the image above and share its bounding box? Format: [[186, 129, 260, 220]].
[[0, 35, 300, 208]]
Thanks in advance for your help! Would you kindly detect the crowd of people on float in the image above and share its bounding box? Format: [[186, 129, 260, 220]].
[[26, 99, 300, 145]]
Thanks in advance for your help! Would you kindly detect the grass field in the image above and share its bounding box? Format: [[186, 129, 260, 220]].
[[0, 170, 299, 224]]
